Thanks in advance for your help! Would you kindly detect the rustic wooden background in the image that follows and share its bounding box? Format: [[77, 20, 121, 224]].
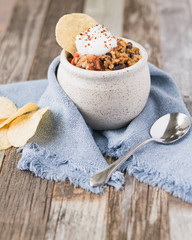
[[0, 0, 192, 239]]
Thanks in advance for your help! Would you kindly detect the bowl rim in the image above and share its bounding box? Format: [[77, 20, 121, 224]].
[[59, 37, 148, 78]]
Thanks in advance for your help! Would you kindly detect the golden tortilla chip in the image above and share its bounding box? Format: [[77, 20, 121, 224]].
[[0, 125, 12, 150], [0, 119, 6, 125], [0, 97, 17, 119], [8, 107, 48, 147], [55, 13, 97, 55], [0, 103, 39, 128]]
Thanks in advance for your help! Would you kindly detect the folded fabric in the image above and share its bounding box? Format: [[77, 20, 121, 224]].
[[1, 57, 192, 203]]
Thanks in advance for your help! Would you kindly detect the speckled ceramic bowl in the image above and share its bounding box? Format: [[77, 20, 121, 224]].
[[57, 38, 150, 130]]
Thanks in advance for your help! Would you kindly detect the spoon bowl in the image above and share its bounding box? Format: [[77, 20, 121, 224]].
[[150, 113, 191, 143], [90, 112, 191, 187]]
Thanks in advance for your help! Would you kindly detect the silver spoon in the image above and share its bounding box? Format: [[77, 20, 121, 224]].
[[90, 112, 191, 187]]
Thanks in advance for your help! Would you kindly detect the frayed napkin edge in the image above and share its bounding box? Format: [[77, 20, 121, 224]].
[[17, 143, 124, 194]]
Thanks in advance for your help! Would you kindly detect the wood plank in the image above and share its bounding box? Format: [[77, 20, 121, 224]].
[[0, 0, 86, 239], [0, 0, 85, 239], [106, 178, 169, 240], [106, 176, 133, 240], [0, 0, 50, 84], [0, 0, 16, 40], [159, 0, 192, 99], [144, 186, 169, 240], [105, 1, 170, 239], [123, 0, 161, 67], [28, 0, 85, 80], [0, 0, 54, 240], [84, 0, 124, 36], [168, 197, 192, 240], [159, 0, 192, 239], [0, 150, 5, 171], [46, 182, 107, 240], [0, 147, 54, 240]]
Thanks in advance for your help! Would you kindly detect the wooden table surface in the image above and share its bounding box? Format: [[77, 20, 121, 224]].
[[0, 0, 192, 239]]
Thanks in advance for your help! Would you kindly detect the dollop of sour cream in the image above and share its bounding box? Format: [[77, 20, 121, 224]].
[[75, 25, 117, 55]]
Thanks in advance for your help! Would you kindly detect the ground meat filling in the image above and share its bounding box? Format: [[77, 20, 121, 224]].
[[69, 38, 142, 71]]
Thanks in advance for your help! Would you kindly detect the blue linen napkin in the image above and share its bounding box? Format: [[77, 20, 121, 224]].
[[1, 56, 192, 202]]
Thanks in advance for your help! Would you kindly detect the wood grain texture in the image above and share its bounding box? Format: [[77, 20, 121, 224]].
[[144, 186, 169, 240], [0, 148, 53, 240], [106, 176, 133, 240], [107, 178, 170, 240], [84, 0, 124, 36], [123, 0, 161, 67], [159, 0, 192, 239], [169, 197, 192, 240], [0, 0, 54, 240], [0, 150, 5, 171], [105, 1, 169, 239], [0, 0, 50, 84], [158, 0, 192, 99], [46, 182, 107, 240], [0, 0, 85, 239], [159, 0, 192, 112], [0, 0, 16, 40], [28, 0, 85, 80]]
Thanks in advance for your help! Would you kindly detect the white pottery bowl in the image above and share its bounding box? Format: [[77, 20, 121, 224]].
[[57, 38, 150, 130]]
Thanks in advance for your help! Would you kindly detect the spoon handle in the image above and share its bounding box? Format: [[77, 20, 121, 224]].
[[90, 138, 154, 187]]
